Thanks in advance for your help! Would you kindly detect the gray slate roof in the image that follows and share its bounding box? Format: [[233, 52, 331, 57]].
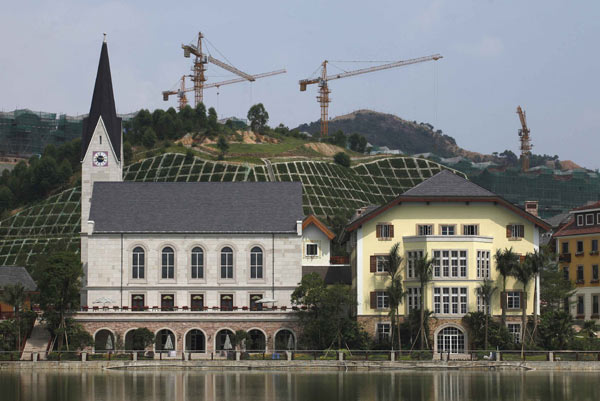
[[402, 170, 495, 197], [89, 181, 303, 233], [0, 266, 37, 291]]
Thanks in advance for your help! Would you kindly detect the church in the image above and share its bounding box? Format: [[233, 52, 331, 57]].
[[73, 39, 342, 355]]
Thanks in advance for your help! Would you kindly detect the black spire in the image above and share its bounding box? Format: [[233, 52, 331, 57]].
[[81, 39, 122, 161]]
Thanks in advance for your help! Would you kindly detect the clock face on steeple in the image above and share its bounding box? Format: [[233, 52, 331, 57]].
[[92, 151, 108, 167]]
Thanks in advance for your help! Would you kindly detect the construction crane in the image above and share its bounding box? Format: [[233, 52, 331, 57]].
[[181, 32, 255, 107], [299, 54, 443, 136], [516, 106, 532, 172], [163, 69, 286, 110]]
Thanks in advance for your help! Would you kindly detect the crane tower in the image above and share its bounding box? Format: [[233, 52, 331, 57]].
[[516, 106, 532, 172]]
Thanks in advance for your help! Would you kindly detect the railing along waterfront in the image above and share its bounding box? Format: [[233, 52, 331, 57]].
[[5, 350, 600, 363]]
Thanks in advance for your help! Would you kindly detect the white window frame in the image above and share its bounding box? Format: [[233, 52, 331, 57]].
[[190, 247, 204, 279], [376, 323, 391, 342], [586, 213, 595, 226], [432, 250, 468, 278], [507, 291, 521, 309], [132, 247, 145, 280], [220, 247, 234, 279], [417, 224, 433, 236], [463, 224, 479, 236], [376, 255, 389, 273], [378, 224, 393, 239], [440, 225, 455, 236], [433, 287, 468, 315], [509, 224, 524, 238], [161, 247, 175, 280], [577, 214, 584, 226], [376, 291, 390, 309], [507, 323, 521, 343], [406, 250, 423, 278], [407, 287, 421, 311], [477, 294, 490, 314], [305, 243, 319, 257], [477, 250, 490, 279], [250, 246, 264, 279]]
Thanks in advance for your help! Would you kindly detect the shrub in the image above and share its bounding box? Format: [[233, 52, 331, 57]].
[[333, 152, 351, 168]]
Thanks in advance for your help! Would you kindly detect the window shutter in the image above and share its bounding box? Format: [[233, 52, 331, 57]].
[[370, 292, 376, 309], [518, 225, 525, 238], [501, 291, 507, 309], [506, 225, 512, 237], [376, 225, 381, 238], [370, 256, 377, 272], [519, 254, 526, 263], [389, 224, 394, 238]]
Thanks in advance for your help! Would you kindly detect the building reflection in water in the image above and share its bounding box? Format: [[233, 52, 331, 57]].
[[6, 369, 599, 401]]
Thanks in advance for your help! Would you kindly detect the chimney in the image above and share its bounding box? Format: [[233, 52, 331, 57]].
[[525, 201, 539, 217], [355, 206, 369, 216], [296, 220, 303, 236], [87, 220, 95, 233]]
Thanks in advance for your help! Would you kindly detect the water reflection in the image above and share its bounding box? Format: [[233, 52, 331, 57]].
[[1, 369, 599, 401]]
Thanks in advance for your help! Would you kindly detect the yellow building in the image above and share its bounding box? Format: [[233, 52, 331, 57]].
[[345, 170, 550, 354], [554, 201, 600, 320]]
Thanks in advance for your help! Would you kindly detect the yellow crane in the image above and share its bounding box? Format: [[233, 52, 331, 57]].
[[299, 54, 443, 136], [516, 106, 532, 172], [163, 69, 286, 110]]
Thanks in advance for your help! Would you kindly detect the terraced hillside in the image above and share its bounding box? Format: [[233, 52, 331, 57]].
[[0, 153, 463, 265]]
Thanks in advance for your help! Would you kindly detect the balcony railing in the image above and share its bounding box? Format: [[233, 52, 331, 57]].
[[330, 256, 350, 265], [559, 253, 571, 263], [78, 305, 305, 313]]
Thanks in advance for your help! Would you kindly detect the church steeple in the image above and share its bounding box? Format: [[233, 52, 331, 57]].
[[81, 38, 122, 161]]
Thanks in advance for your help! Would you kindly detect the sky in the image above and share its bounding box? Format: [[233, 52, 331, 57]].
[[1, 1, 599, 168]]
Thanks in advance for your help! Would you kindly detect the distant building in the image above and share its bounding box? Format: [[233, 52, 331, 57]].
[[553, 201, 600, 321], [0, 266, 37, 319]]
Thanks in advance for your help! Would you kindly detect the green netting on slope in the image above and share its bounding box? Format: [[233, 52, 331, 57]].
[[0, 153, 459, 265]]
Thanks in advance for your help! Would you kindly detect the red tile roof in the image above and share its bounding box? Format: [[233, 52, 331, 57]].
[[553, 217, 600, 237], [572, 201, 600, 211]]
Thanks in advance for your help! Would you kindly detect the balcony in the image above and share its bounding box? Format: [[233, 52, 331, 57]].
[[559, 253, 571, 263], [330, 256, 350, 265]]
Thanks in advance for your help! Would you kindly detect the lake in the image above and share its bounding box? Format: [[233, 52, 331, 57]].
[[0, 369, 598, 401]]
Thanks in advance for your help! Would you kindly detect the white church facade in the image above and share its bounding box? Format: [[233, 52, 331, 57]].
[[73, 40, 313, 355]]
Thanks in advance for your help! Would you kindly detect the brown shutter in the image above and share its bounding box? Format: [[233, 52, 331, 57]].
[[370, 292, 377, 309], [501, 291, 507, 309], [519, 254, 526, 263], [518, 225, 525, 238], [506, 225, 512, 237], [389, 224, 394, 238], [376, 225, 381, 238], [370, 256, 377, 272]]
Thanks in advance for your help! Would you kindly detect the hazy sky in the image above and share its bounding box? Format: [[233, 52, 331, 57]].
[[1, 1, 599, 168]]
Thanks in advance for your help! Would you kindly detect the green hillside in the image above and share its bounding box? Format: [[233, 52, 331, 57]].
[[0, 153, 463, 266]]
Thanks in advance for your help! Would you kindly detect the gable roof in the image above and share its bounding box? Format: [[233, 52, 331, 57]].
[[81, 41, 122, 161], [572, 201, 600, 212], [303, 215, 335, 240], [346, 170, 550, 232], [402, 169, 495, 197], [0, 266, 37, 291], [89, 182, 303, 234]]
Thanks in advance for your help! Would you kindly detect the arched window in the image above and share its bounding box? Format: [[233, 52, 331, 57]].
[[191, 247, 204, 279], [132, 247, 145, 279], [162, 247, 175, 279], [250, 247, 263, 279], [436, 326, 465, 354], [221, 247, 233, 279]]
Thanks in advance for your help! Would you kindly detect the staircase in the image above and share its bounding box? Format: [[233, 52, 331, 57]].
[[21, 319, 51, 360]]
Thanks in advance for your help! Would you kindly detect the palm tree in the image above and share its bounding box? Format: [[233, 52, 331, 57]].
[[414, 255, 434, 350], [512, 256, 534, 348], [476, 279, 497, 350], [2, 284, 26, 351], [495, 248, 519, 325], [526, 247, 550, 336], [385, 243, 405, 351]]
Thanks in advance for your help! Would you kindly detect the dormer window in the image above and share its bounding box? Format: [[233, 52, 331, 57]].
[[577, 215, 584, 226], [586, 214, 595, 226]]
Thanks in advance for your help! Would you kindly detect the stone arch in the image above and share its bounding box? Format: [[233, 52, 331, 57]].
[[184, 328, 207, 353], [123, 327, 138, 351], [246, 328, 267, 351], [215, 328, 235, 351], [155, 328, 177, 352], [274, 328, 296, 350], [93, 328, 116, 353], [434, 324, 468, 354]]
